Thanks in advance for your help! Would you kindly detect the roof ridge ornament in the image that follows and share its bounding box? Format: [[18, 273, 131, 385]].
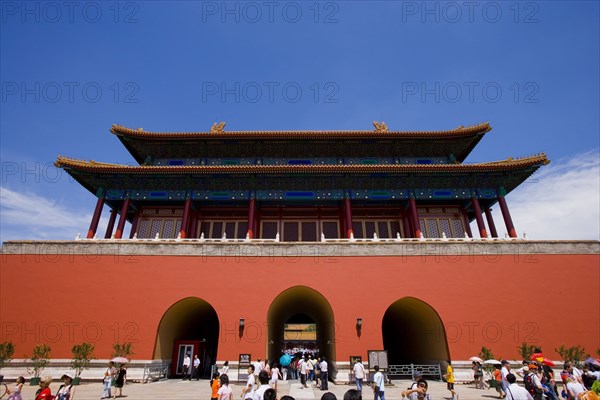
[[211, 121, 226, 133], [373, 121, 389, 133]]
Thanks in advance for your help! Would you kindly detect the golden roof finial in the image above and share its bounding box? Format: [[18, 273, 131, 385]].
[[211, 122, 226, 133], [373, 121, 389, 133]]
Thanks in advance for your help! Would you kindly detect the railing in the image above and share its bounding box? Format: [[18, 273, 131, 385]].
[[142, 362, 169, 383], [387, 364, 443, 381]]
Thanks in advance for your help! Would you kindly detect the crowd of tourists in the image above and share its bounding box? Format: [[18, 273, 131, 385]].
[[472, 358, 600, 400]]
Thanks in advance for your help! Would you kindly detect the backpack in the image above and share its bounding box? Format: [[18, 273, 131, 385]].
[[524, 373, 542, 395]]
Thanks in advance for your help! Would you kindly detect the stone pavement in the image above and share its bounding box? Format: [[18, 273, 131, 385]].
[[7, 378, 507, 400]]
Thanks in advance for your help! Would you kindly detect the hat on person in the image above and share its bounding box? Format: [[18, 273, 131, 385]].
[[529, 364, 538, 369], [61, 372, 74, 380], [523, 366, 529, 372]]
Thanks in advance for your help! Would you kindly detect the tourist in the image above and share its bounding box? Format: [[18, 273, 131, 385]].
[[270, 362, 283, 391], [263, 389, 277, 400], [401, 378, 430, 400], [192, 355, 201, 380], [516, 361, 529, 378], [494, 364, 506, 399], [473, 361, 484, 389], [6, 376, 24, 400], [254, 371, 271, 400], [280, 396, 295, 400], [114, 363, 127, 398], [35, 376, 53, 400], [307, 355, 316, 382], [182, 354, 191, 380], [524, 365, 544, 400], [102, 361, 117, 399], [565, 376, 587, 399], [343, 389, 362, 400], [353, 359, 365, 392], [320, 357, 329, 390], [241, 365, 256, 400], [504, 373, 533, 400], [540, 363, 558, 400], [218, 374, 233, 400], [55, 372, 75, 400], [299, 357, 309, 388], [444, 361, 458, 400], [372, 365, 385, 400], [501, 360, 512, 393], [322, 393, 337, 400], [254, 359, 263, 381], [221, 361, 230, 375], [210, 372, 221, 400]]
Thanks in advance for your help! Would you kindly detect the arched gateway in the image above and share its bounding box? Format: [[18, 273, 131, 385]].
[[382, 297, 450, 366], [267, 286, 336, 367], [154, 297, 219, 377]]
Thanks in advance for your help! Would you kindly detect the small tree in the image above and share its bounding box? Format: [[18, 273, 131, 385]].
[[517, 342, 537, 361], [28, 344, 51, 378], [479, 346, 497, 373], [0, 341, 15, 370], [111, 342, 135, 359], [555, 345, 589, 367], [71, 342, 95, 377]]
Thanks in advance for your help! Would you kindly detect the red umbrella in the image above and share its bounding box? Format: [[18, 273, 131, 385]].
[[542, 358, 555, 367], [530, 352, 544, 363]]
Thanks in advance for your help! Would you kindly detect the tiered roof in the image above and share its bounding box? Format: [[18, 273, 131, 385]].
[[111, 122, 492, 163]]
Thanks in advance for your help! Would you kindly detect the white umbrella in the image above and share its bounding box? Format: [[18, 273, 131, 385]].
[[111, 357, 129, 363], [469, 356, 483, 363], [484, 359, 501, 365]]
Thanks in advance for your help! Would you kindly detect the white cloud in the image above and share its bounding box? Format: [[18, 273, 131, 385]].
[[474, 149, 600, 240], [0, 186, 110, 241]]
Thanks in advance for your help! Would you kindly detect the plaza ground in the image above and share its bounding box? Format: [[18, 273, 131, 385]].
[[6, 378, 509, 400]]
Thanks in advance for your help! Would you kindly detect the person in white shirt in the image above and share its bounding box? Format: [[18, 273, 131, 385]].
[[269, 363, 283, 391], [299, 357, 309, 388], [192, 355, 201, 380], [501, 360, 512, 393], [253, 371, 271, 400], [182, 354, 191, 380], [218, 374, 233, 400], [373, 365, 385, 400], [504, 373, 534, 400], [241, 365, 256, 400], [254, 359, 263, 381], [566, 377, 587, 399], [320, 358, 328, 390], [353, 359, 365, 392]]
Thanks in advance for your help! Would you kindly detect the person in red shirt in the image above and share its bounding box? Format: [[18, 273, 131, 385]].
[[494, 365, 506, 399], [35, 376, 53, 400]]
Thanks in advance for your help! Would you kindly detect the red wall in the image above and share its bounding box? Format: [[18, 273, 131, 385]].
[[1, 251, 598, 361]]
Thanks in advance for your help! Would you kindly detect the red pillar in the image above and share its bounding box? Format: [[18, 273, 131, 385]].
[[247, 198, 256, 238], [485, 208, 498, 238], [344, 197, 353, 238], [471, 196, 488, 238], [188, 212, 198, 239], [87, 197, 104, 239], [409, 198, 421, 238], [462, 209, 473, 238], [104, 209, 118, 239], [180, 198, 192, 238], [339, 202, 346, 239], [115, 198, 131, 239], [498, 194, 517, 238], [129, 211, 140, 239]]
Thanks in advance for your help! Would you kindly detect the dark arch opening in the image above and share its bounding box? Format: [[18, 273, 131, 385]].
[[267, 286, 336, 376], [153, 297, 219, 377], [382, 297, 450, 366]]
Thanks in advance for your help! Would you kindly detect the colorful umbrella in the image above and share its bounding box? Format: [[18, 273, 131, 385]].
[[584, 357, 600, 367], [484, 359, 501, 365], [111, 356, 129, 364], [279, 354, 292, 367], [530, 352, 544, 363], [542, 358, 555, 366]]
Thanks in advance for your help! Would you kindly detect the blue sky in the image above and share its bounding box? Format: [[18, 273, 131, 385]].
[[1, 1, 599, 241]]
